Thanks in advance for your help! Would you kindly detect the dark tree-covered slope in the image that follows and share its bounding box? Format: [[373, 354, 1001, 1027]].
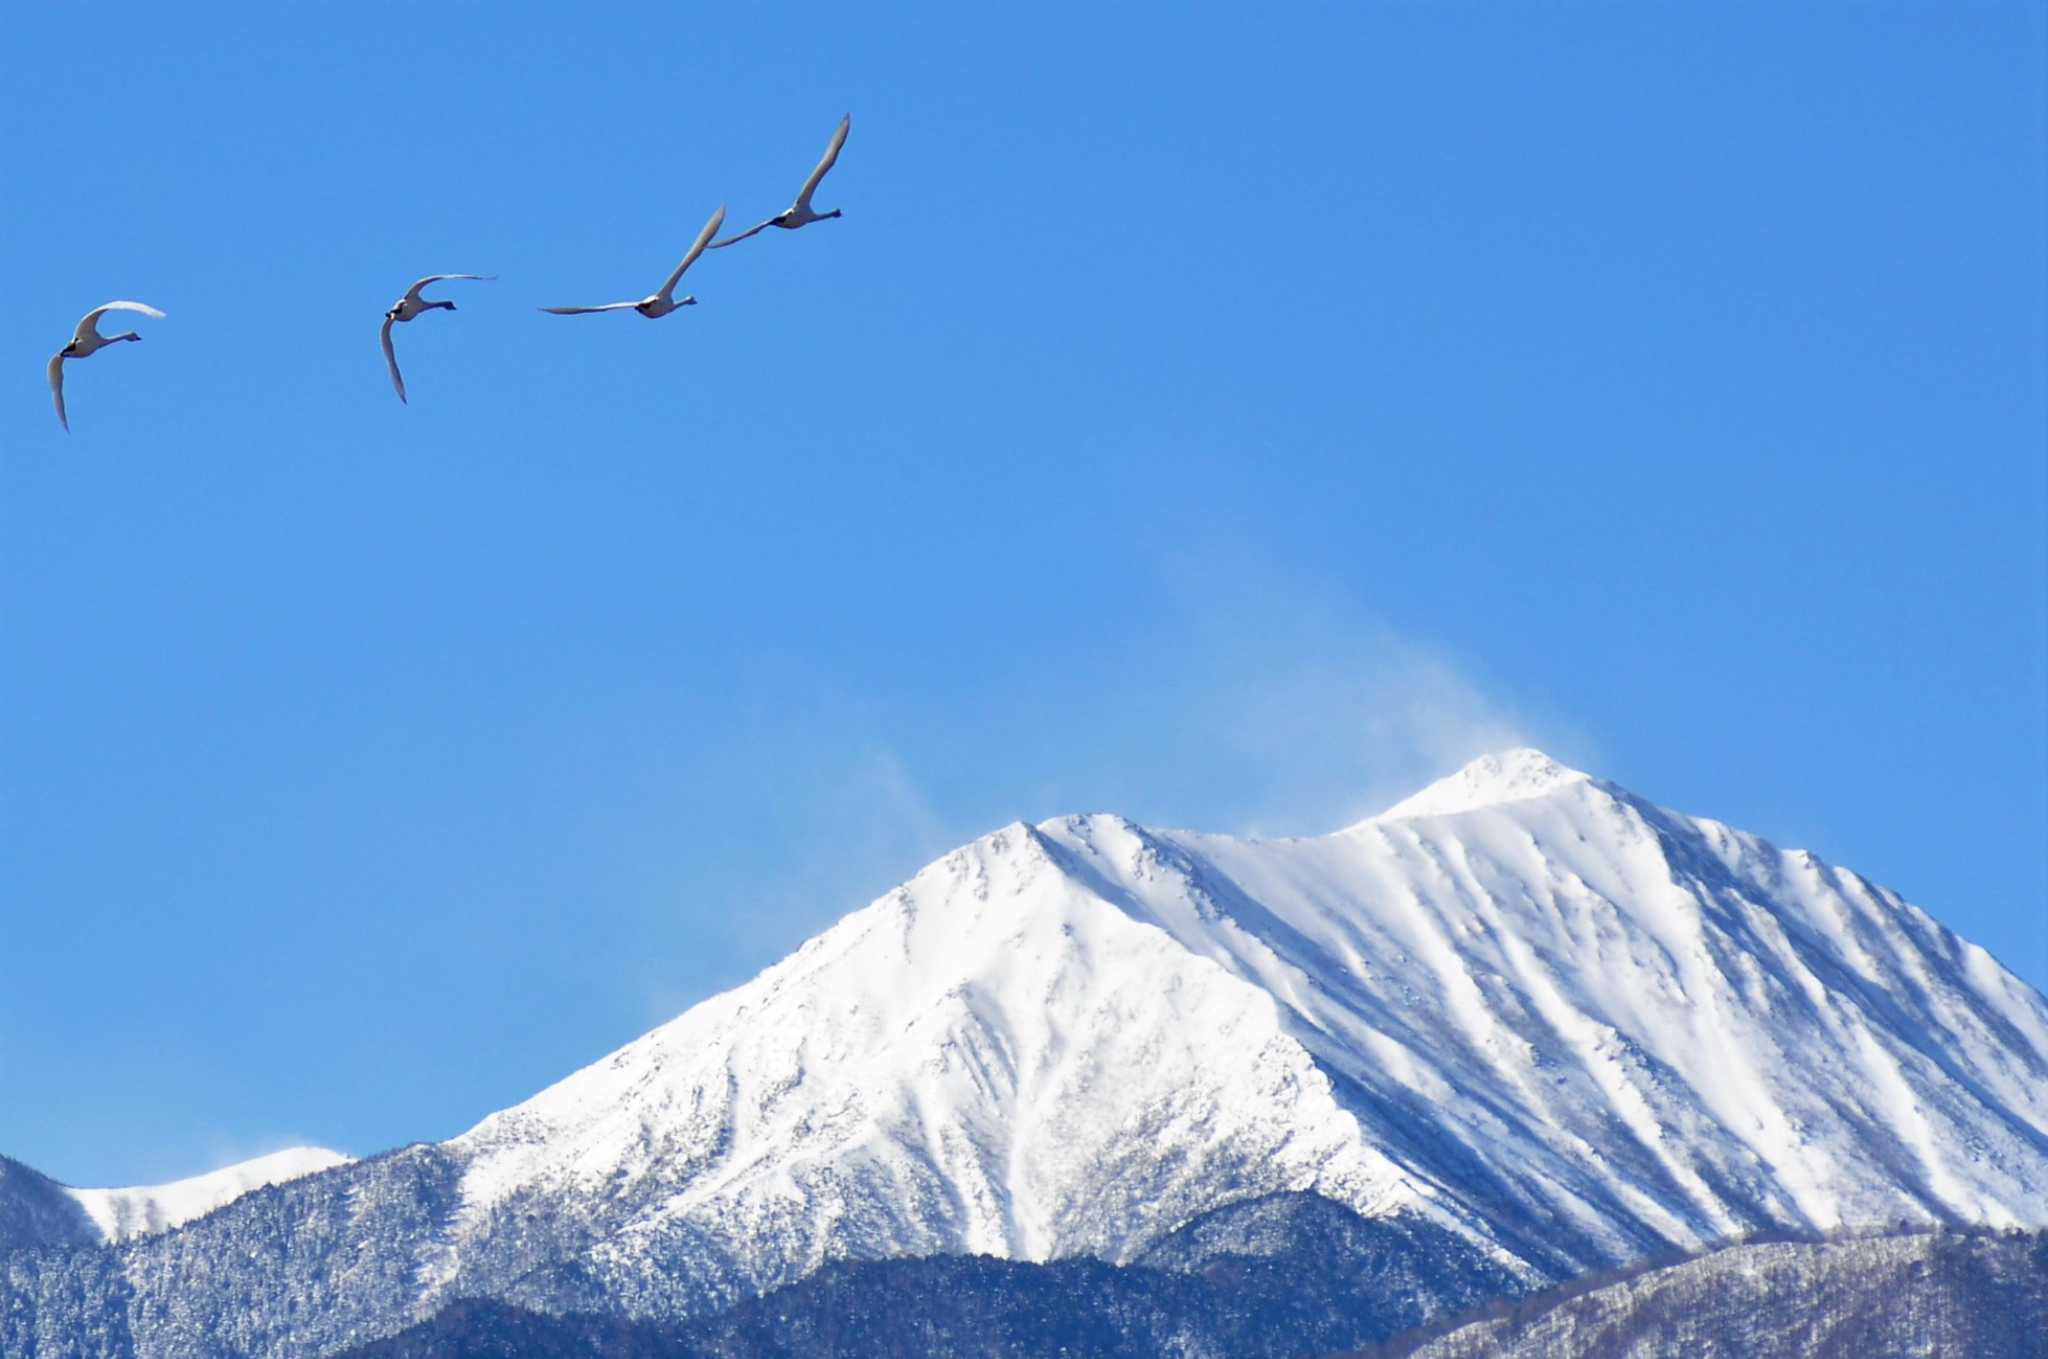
[[336, 1192, 1526, 1359], [1369, 1229, 2048, 1359]]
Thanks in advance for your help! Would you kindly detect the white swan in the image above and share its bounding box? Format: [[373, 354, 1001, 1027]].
[[709, 114, 850, 248], [540, 205, 726, 318], [48, 301, 165, 432], [380, 274, 493, 404]]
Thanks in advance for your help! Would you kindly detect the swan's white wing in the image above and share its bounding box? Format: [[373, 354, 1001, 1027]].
[[48, 353, 68, 431], [539, 302, 641, 314], [657, 205, 727, 298], [76, 300, 165, 343], [793, 113, 850, 211], [707, 218, 775, 250], [380, 315, 407, 403], [403, 273, 494, 303]]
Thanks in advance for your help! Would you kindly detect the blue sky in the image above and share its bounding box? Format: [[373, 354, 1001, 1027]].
[[3, 4, 2042, 1186]]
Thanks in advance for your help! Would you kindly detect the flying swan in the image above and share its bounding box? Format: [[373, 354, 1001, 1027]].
[[709, 114, 850, 249], [49, 301, 166, 432], [380, 274, 493, 404], [541, 205, 727, 318]]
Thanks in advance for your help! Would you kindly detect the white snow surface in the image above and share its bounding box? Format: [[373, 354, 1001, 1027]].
[[1372, 747, 1590, 820], [442, 750, 2048, 1299], [66, 1146, 353, 1243]]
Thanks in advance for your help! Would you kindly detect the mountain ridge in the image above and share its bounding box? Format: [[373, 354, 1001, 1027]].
[[0, 1147, 352, 1252], [322, 1222, 2048, 1359], [66, 1147, 353, 1244]]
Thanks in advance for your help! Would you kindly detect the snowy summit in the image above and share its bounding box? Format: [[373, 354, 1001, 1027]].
[[1371, 746, 1593, 820]]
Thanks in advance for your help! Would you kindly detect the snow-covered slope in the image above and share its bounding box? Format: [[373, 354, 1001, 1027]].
[[440, 748, 2048, 1303], [441, 820, 1431, 1313], [63, 1147, 353, 1243]]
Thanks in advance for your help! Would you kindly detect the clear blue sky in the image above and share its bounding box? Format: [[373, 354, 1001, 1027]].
[[4, 4, 2042, 1187]]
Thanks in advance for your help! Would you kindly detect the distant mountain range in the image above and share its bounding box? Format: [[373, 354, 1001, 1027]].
[[5, 750, 2045, 1357]]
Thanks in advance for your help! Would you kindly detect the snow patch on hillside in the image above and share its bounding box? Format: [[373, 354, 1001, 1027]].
[[66, 1146, 354, 1242]]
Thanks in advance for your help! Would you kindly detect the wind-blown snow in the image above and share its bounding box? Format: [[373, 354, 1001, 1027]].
[[436, 750, 2048, 1303], [65, 1146, 353, 1243]]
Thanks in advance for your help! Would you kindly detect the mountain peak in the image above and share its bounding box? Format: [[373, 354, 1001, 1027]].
[[1372, 748, 1592, 821]]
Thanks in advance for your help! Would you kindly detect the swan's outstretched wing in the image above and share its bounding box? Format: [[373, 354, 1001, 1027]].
[[402, 274, 494, 303], [76, 300, 166, 344], [793, 114, 850, 211], [380, 315, 407, 403], [657, 205, 728, 298], [48, 353, 68, 431], [707, 218, 774, 250], [539, 302, 642, 315]]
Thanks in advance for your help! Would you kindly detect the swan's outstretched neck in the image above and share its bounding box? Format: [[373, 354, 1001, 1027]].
[[435, 300, 457, 311], [115, 332, 143, 343], [824, 209, 843, 219]]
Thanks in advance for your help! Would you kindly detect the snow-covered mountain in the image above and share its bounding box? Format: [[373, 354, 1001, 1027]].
[[0, 1147, 351, 1251], [441, 748, 2048, 1302], [5, 750, 2046, 1358]]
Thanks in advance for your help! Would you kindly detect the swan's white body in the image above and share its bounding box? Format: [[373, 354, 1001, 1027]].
[[541, 205, 726, 318], [48, 301, 166, 432], [710, 114, 850, 248], [380, 273, 492, 403]]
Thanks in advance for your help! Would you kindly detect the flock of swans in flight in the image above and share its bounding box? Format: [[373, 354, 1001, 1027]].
[[48, 114, 852, 430]]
